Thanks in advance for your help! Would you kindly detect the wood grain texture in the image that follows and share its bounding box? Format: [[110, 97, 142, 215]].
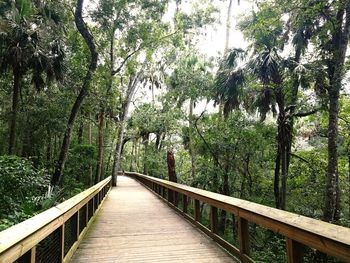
[[71, 176, 237, 263], [126, 172, 350, 262]]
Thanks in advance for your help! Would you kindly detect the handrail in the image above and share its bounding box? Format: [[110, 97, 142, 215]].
[[125, 171, 350, 263], [0, 176, 112, 263]]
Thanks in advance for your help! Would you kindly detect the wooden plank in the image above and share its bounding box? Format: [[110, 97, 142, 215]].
[[63, 188, 110, 263], [125, 172, 350, 261], [71, 176, 236, 263], [286, 238, 304, 263]]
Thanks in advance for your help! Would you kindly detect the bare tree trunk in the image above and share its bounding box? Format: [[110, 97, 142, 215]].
[[46, 129, 52, 163], [88, 112, 93, 185], [8, 69, 21, 154], [167, 150, 177, 183], [188, 99, 196, 179], [143, 134, 149, 174], [167, 150, 178, 204], [324, 4, 350, 222], [51, 0, 98, 186], [77, 119, 84, 144], [112, 73, 142, 186], [275, 88, 287, 210], [95, 110, 105, 183], [274, 148, 281, 209], [224, 0, 233, 52]]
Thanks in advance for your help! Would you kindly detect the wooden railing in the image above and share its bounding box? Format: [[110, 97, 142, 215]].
[[125, 172, 350, 263], [0, 176, 111, 263]]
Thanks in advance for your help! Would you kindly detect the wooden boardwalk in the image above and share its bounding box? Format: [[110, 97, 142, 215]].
[[71, 176, 237, 263]]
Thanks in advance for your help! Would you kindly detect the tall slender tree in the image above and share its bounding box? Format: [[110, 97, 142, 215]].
[[51, 0, 98, 186]]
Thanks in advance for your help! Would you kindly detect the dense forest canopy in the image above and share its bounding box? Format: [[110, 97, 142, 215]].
[[1, 0, 350, 261]]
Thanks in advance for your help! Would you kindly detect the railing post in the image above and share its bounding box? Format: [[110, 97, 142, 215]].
[[168, 188, 173, 204], [173, 191, 178, 206], [160, 185, 165, 198], [77, 210, 80, 239], [194, 200, 200, 222], [85, 203, 89, 225], [60, 224, 65, 262], [286, 238, 304, 263], [210, 206, 218, 234], [238, 217, 250, 257], [183, 194, 188, 213], [30, 246, 36, 263]]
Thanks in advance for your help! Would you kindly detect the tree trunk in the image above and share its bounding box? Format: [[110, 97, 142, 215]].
[[77, 119, 84, 144], [8, 69, 21, 154], [95, 110, 105, 183], [324, 4, 350, 222], [219, 172, 230, 234], [112, 73, 141, 186], [274, 148, 281, 209], [167, 150, 178, 204], [46, 129, 52, 163], [167, 150, 177, 183], [51, 0, 98, 186], [188, 99, 196, 179], [143, 134, 149, 175], [274, 87, 287, 210], [224, 0, 233, 52], [88, 112, 93, 185]]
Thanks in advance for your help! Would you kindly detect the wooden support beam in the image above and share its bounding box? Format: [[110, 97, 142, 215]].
[[60, 225, 65, 262], [286, 238, 304, 263], [30, 246, 36, 263], [183, 195, 188, 213], [76, 210, 80, 240], [195, 200, 200, 222], [238, 217, 250, 256], [210, 206, 218, 234], [85, 203, 89, 225]]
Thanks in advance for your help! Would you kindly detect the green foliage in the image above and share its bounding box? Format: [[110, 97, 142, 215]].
[[0, 155, 50, 230], [65, 144, 97, 186]]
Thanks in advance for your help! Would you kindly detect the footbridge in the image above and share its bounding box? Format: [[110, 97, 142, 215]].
[[1, 172, 350, 263]]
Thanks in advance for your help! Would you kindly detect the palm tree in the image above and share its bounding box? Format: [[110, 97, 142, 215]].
[[0, 0, 64, 154], [214, 48, 246, 118]]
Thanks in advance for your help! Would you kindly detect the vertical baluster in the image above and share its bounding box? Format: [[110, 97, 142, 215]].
[[30, 246, 36, 263], [167, 188, 173, 204], [85, 203, 89, 225], [194, 200, 200, 222], [238, 217, 250, 257], [286, 238, 304, 263], [77, 210, 80, 239], [210, 206, 218, 234], [183, 194, 188, 213], [60, 224, 65, 262]]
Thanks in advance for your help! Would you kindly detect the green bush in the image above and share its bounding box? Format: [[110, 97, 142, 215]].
[[65, 144, 97, 187], [0, 155, 50, 230]]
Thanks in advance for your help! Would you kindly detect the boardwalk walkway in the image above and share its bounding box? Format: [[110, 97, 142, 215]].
[[71, 176, 236, 263]]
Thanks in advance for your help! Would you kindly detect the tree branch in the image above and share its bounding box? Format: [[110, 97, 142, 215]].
[[293, 107, 322, 117], [111, 30, 179, 75], [193, 111, 224, 171]]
